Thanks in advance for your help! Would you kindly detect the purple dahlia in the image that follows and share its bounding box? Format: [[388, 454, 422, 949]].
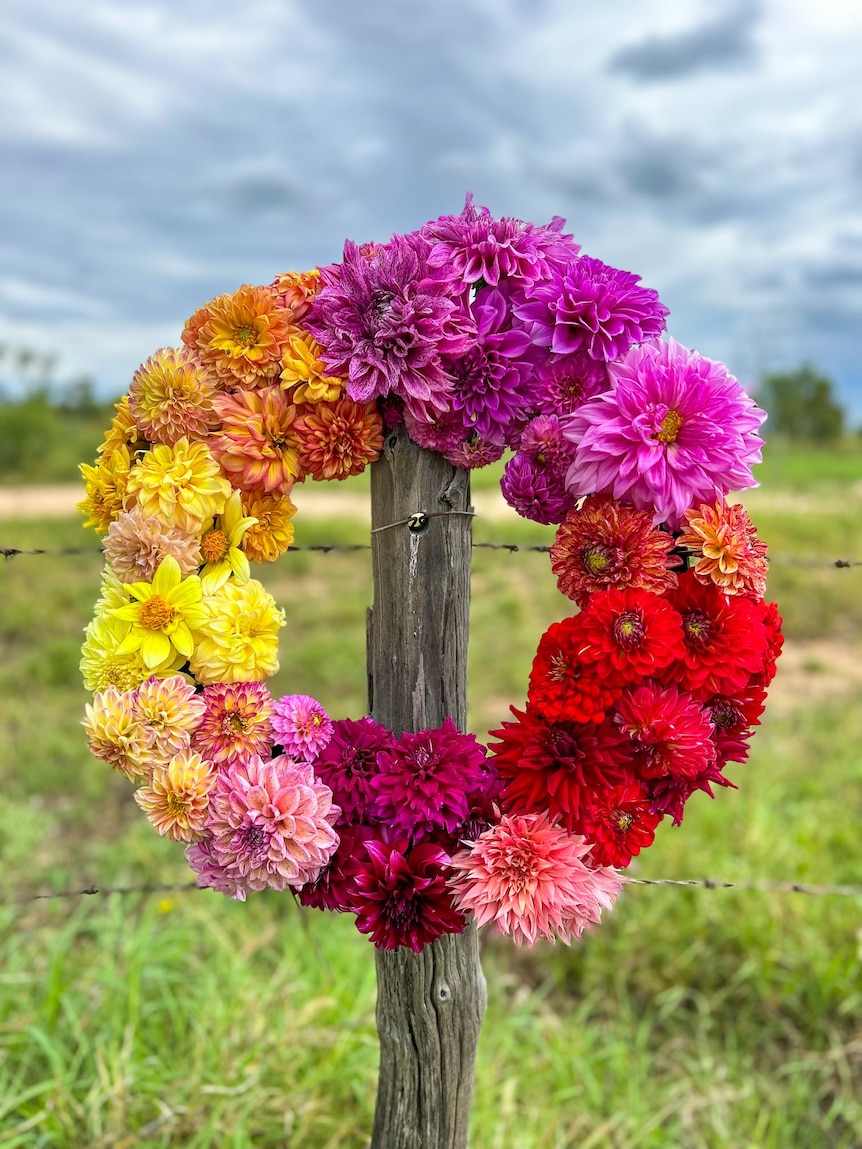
[[500, 451, 576, 524]]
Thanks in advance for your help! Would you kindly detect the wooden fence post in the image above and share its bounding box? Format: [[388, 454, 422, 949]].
[[367, 424, 487, 1149]]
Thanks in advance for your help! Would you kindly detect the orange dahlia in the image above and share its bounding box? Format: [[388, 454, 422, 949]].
[[271, 269, 322, 321], [128, 347, 219, 445], [182, 284, 295, 388], [98, 397, 148, 458], [211, 386, 303, 493], [678, 499, 768, 598], [294, 396, 384, 481], [240, 490, 297, 563]]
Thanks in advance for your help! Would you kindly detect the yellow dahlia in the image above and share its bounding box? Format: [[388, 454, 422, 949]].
[[239, 490, 296, 564], [182, 284, 295, 388], [678, 499, 769, 598], [111, 556, 207, 670], [98, 396, 148, 458], [83, 685, 152, 782], [134, 751, 215, 842], [199, 489, 257, 594], [280, 330, 343, 404], [210, 387, 302, 494], [124, 437, 231, 534], [95, 566, 135, 614], [189, 578, 285, 684], [128, 347, 219, 445], [271, 269, 322, 321], [135, 674, 207, 764], [78, 445, 132, 533], [81, 615, 186, 694]]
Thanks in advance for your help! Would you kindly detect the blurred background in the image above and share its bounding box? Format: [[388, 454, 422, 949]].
[[1, 2, 861, 1147]]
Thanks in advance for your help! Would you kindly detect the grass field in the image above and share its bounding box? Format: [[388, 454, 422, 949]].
[[1, 443, 861, 1147]]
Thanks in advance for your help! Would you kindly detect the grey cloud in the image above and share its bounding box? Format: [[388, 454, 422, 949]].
[[609, 2, 763, 82]]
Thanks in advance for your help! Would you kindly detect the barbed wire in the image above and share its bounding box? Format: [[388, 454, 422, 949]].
[[3, 874, 862, 908], [1, 543, 860, 567]]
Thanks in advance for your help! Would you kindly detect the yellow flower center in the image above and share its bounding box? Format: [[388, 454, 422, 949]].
[[657, 409, 682, 444], [139, 595, 176, 630], [234, 324, 257, 347], [201, 530, 230, 563], [613, 810, 635, 832], [165, 792, 190, 818]]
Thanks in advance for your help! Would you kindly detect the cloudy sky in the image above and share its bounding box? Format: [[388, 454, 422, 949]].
[[1, 0, 861, 419]]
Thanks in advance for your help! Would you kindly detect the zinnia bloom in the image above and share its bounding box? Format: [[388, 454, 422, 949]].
[[189, 577, 285, 684], [550, 495, 680, 608], [135, 751, 215, 842], [447, 812, 623, 946], [294, 396, 384, 481], [83, 685, 152, 781], [199, 489, 257, 594], [128, 347, 218, 445], [678, 499, 769, 598], [564, 338, 766, 528], [529, 615, 624, 725], [577, 587, 686, 684], [182, 283, 295, 388], [211, 387, 302, 494], [306, 233, 472, 407], [615, 681, 717, 781], [78, 445, 133, 533], [279, 330, 343, 403], [351, 839, 465, 952], [124, 438, 231, 535], [271, 694, 333, 761], [515, 256, 668, 361], [579, 782, 661, 868], [134, 674, 206, 763], [313, 716, 397, 825], [103, 508, 202, 584], [371, 718, 492, 839], [239, 490, 297, 564], [111, 556, 207, 670], [193, 681, 275, 766], [205, 755, 340, 892]]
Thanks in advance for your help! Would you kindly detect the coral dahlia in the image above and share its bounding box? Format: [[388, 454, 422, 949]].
[[135, 751, 215, 842], [678, 499, 769, 598], [193, 681, 275, 766], [103, 508, 202, 585], [294, 396, 384, 481], [211, 386, 302, 495]]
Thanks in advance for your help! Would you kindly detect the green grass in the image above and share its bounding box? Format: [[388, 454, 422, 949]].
[[1, 466, 862, 1146]]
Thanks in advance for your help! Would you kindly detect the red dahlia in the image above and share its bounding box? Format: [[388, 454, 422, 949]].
[[550, 494, 680, 608], [703, 683, 768, 765], [663, 570, 769, 697], [578, 587, 686, 684], [580, 781, 662, 868], [647, 759, 733, 826], [615, 681, 717, 781], [298, 823, 377, 912], [759, 600, 784, 685], [529, 615, 624, 724]]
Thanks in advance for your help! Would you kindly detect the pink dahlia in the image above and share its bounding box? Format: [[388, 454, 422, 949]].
[[530, 354, 610, 418], [448, 811, 623, 946], [186, 834, 249, 900], [271, 694, 333, 761], [563, 338, 766, 529], [352, 839, 466, 952], [371, 718, 491, 839], [550, 495, 680, 609], [193, 681, 275, 766], [615, 681, 717, 781], [305, 233, 472, 407], [515, 256, 667, 362], [205, 755, 340, 893], [313, 716, 397, 825], [441, 431, 506, 471], [517, 413, 578, 472]]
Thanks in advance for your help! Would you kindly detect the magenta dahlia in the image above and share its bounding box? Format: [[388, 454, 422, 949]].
[[271, 694, 333, 761], [313, 716, 396, 825], [614, 681, 717, 781]]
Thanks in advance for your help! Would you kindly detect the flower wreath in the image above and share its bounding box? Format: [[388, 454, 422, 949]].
[[80, 195, 783, 952]]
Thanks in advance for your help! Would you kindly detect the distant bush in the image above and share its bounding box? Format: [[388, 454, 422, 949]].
[[758, 366, 846, 441]]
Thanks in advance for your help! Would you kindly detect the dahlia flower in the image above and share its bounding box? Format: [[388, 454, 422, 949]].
[[271, 694, 333, 761], [98, 396, 148, 459], [182, 283, 295, 388], [189, 577, 285, 684], [199, 489, 257, 594], [211, 387, 302, 494], [564, 339, 766, 528], [441, 432, 506, 471], [80, 614, 185, 694], [239, 490, 297, 564], [703, 683, 767, 766], [402, 403, 465, 455], [313, 716, 397, 825], [518, 414, 578, 471], [186, 835, 248, 900], [351, 839, 465, 952], [577, 587, 686, 684], [760, 601, 785, 685], [678, 499, 769, 598], [615, 681, 716, 781], [550, 495, 679, 608], [529, 615, 624, 725], [128, 347, 218, 445], [279, 330, 343, 404], [298, 823, 377, 912], [515, 256, 667, 362], [294, 396, 384, 481], [648, 759, 733, 826], [500, 452, 575, 524], [135, 751, 215, 842], [103, 508, 202, 584], [447, 812, 623, 946], [124, 438, 231, 535], [205, 755, 340, 892], [371, 719, 491, 838], [79, 445, 132, 534], [305, 233, 472, 407], [193, 681, 275, 766], [134, 674, 206, 763], [579, 781, 661, 868], [530, 355, 609, 418], [271, 268, 322, 321], [83, 686, 152, 781], [111, 556, 206, 670]]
